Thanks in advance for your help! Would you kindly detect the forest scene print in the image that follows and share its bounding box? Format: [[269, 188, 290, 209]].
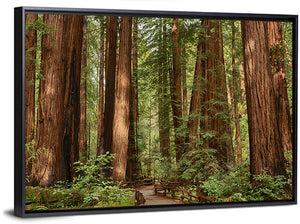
[[24, 13, 294, 211]]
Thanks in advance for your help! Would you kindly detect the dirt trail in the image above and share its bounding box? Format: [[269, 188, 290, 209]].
[[136, 185, 183, 205]]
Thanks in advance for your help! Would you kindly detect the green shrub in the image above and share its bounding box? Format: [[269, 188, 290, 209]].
[[26, 153, 136, 210]]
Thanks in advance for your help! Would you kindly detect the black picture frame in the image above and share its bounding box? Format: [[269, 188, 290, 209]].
[[14, 6, 298, 217]]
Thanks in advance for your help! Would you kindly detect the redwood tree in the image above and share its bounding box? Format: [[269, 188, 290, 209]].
[[79, 16, 88, 162], [31, 15, 83, 186], [111, 17, 132, 182], [231, 21, 242, 165], [100, 16, 118, 159], [25, 14, 38, 176], [158, 21, 170, 159], [200, 20, 233, 169], [60, 15, 83, 181], [186, 34, 202, 150], [97, 20, 105, 156], [267, 21, 292, 154], [127, 18, 139, 181], [170, 18, 184, 162], [241, 20, 287, 185]]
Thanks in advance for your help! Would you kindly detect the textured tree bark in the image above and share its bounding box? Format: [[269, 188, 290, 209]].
[[231, 21, 241, 165], [241, 21, 287, 185], [100, 16, 118, 162], [79, 16, 88, 163], [200, 20, 233, 170], [60, 15, 83, 182], [96, 21, 105, 156], [267, 21, 292, 154], [170, 18, 184, 162], [238, 61, 246, 102], [186, 35, 202, 150], [112, 17, 132, 183], [158, 20, 170, 159], [158, 23, 171, 159], [31, 15, 83, 187], [127, 18, 139, 182], [31, 15, 65, 187], [25, 14, 38, 177], [182, 47, 188, 117]]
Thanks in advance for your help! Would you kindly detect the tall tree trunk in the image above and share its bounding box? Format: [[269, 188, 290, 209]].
[[25, 14, 38, 177], [133, 18, 140, 174], [97, 20, 105, 156], [100, 16, 118, 161], [267, 21, 292, 154], [79, 16, 87, 163], [239, 61, 246, 103], [60, 15, 83, 182], [231, 21, 241, 165], [112, 17, 132, 183], [182, 46, 188, 117], [158, 22, 170, 159], [186, 34, 202, 150], [127, 18, 139, 182], [241, 21, 287, 186], [200, 20, 233, 170], [31, 15, 83, 186], [170, 18, 184, 162]]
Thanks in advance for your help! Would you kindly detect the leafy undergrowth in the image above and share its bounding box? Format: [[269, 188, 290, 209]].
[[25, 185, 136, 210], [164, 162, 292, 204], [26, 153, 136, 211], [201, 164, 292, 203]]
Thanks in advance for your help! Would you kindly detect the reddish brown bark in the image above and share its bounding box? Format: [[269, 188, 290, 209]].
[[60, 15, 83, 182], [182, 47, 188, 117], [31, 15, 65, 187], [170, 18, 184, 162], [186, 35, 202, 149], [157, 21, 170, 159], [97, 21, 105, 156], [31, 15, 83, 187], [79, 16, 87, 162], [112, 17, 132, 183], [25, 14, 37, 143], [127, 18, 139, 181], [200, 20, 232, 170], [231, 21, 241, 165], [239, 61, 246, 102], [267, 21, 292, 154], [241, 21, 287, 185], [100, 16, 118, 159], [25, 14, 38, 177]]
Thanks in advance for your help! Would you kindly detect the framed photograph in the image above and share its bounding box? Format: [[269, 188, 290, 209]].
[[14, 6, 297, 217]]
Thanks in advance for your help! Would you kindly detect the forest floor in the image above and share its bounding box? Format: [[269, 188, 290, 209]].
[[137, 185, 183, 205]]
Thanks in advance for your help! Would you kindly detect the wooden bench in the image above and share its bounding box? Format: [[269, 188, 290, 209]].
[[154, 183, 167, 195]]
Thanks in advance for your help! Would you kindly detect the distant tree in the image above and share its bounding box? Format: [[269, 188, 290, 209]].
[[186, 33, 202, 150], [158, 21, 171, 159], [170, 18, 184, 162], [127, 18, 140, 181], [231, 21, 242, 165], [79, 16, 88, 163], [97, 19, 105, 156]]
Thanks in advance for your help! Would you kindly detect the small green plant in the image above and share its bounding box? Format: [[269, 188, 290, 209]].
[[26, 153, 136, 210], [248, 172, 291, 201], [72, 152, 115, 191]]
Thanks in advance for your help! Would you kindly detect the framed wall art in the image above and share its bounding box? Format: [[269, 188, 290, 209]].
[[14, 6, 298, 217]]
